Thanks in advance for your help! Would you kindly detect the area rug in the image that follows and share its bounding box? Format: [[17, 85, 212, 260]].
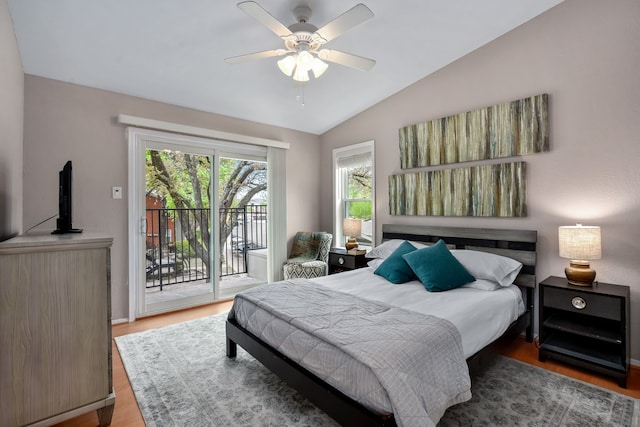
[[115, 313, 639, 426]]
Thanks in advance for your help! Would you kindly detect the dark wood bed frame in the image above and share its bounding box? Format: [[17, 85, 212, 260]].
[[226, 225, 537, 427]]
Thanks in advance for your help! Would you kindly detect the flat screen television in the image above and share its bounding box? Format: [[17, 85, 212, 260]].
[[52, 160, 83, 234]]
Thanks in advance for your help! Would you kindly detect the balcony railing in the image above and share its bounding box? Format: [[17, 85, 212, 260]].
[[145, 205, 267, 290]]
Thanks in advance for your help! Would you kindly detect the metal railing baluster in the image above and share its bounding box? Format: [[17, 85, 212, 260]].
[[145, 205, 267, 290]]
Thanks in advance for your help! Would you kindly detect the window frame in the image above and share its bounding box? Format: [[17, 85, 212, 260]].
[[332, 140, 375, 250]]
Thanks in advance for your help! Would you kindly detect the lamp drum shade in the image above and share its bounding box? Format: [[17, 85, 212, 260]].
[[558, 225, 601, 286], [343, 218, 362, 250], [558, 225, 601, 261]]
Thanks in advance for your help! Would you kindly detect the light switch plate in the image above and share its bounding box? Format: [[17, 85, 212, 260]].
[[112, 186, 122, 199]]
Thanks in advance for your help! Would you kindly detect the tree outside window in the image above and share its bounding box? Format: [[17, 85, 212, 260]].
[[334, 141, 374, 249], [146, 150, 266, 276]]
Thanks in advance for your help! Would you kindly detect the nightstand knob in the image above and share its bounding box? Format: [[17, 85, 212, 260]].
[[338, 257, 345, 265], [571, 296, 587, 310]]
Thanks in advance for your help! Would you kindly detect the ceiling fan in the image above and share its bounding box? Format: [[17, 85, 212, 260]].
[[225, 1, 376, 82]]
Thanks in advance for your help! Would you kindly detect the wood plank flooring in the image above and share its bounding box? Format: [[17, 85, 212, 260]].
[[54, 300, 638, 426]]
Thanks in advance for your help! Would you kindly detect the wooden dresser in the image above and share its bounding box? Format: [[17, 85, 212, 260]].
[[0, 233, 115, 426]]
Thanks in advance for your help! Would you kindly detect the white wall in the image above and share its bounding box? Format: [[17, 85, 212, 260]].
[[0, 0, 24, 240], [319, 0, 640, 359], [22, 76, 321, 320]]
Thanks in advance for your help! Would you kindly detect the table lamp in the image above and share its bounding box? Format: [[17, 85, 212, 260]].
[[558, 224, 601, 286], [343, 218, 362, 251]]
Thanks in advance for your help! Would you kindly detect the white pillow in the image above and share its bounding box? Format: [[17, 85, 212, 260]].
[[462, 279, 502, 291], [451, 249, 522, 287], [365, 239, 429, 259], [365, 239, 403, 258], [366, 258, 385, 269]]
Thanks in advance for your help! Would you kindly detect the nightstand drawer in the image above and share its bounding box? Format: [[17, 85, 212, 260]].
[[543, 287, 622, 321], [329, 252, 358, 269]]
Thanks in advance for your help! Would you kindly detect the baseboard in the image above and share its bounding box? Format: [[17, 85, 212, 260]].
[[112, 317, 129, 325]]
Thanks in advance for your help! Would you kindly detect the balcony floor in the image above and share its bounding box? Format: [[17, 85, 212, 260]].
[[145, 274, 264, 305]]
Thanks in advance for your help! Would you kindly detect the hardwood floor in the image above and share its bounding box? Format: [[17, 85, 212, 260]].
[[493, 336, 640, 399], [54, 302, 639, 426]]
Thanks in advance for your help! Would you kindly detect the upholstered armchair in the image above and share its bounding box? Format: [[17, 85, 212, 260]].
[[283, 232, 333, 280]]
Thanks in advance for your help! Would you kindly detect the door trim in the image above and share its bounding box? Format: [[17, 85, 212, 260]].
[[118, 114, 289, 149]]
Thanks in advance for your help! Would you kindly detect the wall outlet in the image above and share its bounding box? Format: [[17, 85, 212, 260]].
[[112, 186, 122, 199]]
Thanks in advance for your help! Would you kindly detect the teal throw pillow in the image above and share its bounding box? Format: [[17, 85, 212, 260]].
[[402, 240, 475, 292], [374, 240, 418, 284]]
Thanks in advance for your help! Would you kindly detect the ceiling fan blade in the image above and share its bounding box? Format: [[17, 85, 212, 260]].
[[315, 3, 373, 43], [237, 1, 292, 37], [224, 49, 286, 64], [319, 49, 376, 71]]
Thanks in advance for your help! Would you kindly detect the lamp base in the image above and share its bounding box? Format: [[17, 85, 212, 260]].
[[565, 261, 596, 286], [345, 237, 358, 251]]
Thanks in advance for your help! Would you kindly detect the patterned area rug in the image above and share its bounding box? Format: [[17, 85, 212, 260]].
[[115, 313, 639, 427]]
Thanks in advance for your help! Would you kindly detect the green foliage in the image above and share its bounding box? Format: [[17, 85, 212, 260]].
[[347, 166, 372, 199], [146, 150, 211, 209], [173, 240, 196, 257], [347, 201, 372, 220], [219, 158, 267, 209], [344, 164, 372, 220]]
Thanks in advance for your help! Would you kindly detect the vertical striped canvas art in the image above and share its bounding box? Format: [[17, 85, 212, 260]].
[[399, 94, 548, 169], [389, 162, 526, 217]]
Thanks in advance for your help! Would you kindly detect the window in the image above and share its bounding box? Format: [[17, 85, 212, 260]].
[[333, 141, 374, 249]]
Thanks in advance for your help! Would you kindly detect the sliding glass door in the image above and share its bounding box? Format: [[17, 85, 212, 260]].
[[129, 129, 270, 318], [143, 144, 215, 313], [217, 155, 268, 299]]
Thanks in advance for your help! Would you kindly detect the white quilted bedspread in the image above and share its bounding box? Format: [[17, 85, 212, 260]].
[[228, 279, 472, 427]]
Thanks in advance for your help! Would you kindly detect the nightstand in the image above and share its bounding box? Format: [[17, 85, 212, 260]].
[[538, 276, 630, 387], [328, 248, 368, 274]]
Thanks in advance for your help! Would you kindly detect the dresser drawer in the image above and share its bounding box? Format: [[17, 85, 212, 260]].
[[543, 286, 622, 321]]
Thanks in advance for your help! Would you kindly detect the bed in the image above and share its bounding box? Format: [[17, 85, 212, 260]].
[[226, 225, 537, 426]]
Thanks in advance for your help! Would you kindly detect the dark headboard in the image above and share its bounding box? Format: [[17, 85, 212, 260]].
[[381, 224, 537, 288]]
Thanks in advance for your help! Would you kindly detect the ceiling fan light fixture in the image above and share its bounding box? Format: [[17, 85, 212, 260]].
[[296, 49, 314, 72], [292, 66, 310, 82], [277, 54, 297, 76], [311, 57, 328, 78]]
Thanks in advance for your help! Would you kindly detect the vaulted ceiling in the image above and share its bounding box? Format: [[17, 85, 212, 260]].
[[8, 0, 564, 135]]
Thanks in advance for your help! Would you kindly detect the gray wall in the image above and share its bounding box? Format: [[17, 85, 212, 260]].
[[320, 0, 640, 359], [22, 76, 321, 320], [0, 0, 24, 240]]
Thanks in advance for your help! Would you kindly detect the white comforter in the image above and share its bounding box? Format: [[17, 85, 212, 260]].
[[312, 266, 525, 358]]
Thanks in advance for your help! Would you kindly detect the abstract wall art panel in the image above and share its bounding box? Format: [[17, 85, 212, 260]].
[[399, 94, 548, 169], [389, 162, 526, 217]]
